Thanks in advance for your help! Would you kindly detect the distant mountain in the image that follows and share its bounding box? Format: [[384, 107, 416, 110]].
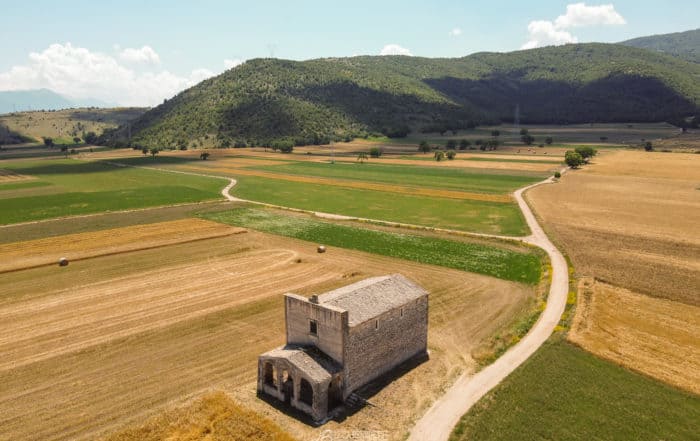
[[0, 89, 115, 115], [621, 29, 700, 64], [107, 43, 700, 148]]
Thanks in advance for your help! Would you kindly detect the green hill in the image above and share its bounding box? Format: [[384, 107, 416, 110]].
[[622, 29, 700, 64], [115, 43, 700, 148]]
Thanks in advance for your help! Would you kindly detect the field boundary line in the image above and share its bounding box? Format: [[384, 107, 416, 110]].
[[0, 229, 246, 275]]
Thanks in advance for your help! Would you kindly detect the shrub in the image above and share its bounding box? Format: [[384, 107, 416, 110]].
[[446, 150, 456, 160], [369, 147, 383, 158], [554, 171, 561, 178], [434, 150, 445, 161]]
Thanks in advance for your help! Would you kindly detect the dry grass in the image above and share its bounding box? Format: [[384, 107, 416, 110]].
[[0, 223, 533, 441], [0, 218, 244, 273], [104, 391, 296, 441], [0, 108, 145, 144], [528, 150, 700, 305], [0, 168, 33, 182], [569, 278, 700, 395]]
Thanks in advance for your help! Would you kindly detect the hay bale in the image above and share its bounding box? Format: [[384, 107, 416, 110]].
[[317, 245, 326, 253], [58, 257, 69, 267]]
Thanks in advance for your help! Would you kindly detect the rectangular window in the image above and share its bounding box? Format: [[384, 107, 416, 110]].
[[375, 320, 378, 329], [400, 308, 404, 317], [309, 320, 318, 335]]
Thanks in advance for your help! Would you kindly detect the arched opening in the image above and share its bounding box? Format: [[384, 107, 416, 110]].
[[263, 362, 275, 387], [299, 378, 313, 407], [328, 376, 343, 411], [282, 370, 293, 403]]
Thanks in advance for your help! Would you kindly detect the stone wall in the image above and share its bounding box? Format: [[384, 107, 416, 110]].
[[342, 296, 428, 395], [285, 294, 348, 364]]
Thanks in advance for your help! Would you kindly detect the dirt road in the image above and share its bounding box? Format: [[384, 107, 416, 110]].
[[407, 174, 570, 441]]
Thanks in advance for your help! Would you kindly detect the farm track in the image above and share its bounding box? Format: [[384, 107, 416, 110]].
[[0, 157, 568, 440], [0, 228, 530, 441], [113, 157, 570, 441]]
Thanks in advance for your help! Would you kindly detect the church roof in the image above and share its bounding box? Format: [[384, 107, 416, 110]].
[[315, 274, 427, 326]]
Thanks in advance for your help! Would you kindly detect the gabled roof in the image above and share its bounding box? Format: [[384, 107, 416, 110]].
[[316, 274, 427, 326], [260, 345, 341, 383]]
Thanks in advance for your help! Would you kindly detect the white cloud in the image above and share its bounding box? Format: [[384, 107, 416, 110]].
[[119, 45, 161, 64], [224, 58, 244, 69], [522, 3, 626, 49], [522, 20, 578, 49], [379, 44, 412, 56], [0, 43, 217, 106], [449, 28, 462, 37], [554, 3, 626, 28]]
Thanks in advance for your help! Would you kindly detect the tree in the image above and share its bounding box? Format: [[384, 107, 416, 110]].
[[545, 136, 553, 145], [565, 150, 584, 168], [446, 150, 456, 160], [150, 148, 159, 159], [73, 137, 81, 144], [459, 139, 470, 150], [357, 152, 368, 163], [200, 152, 210, 160], [434, 150, 445, 161], [491, 129, 500, 137], [369, 147, 382, 158], [574, 146, 597, 160], [521, 134, 535, 145], [142, 147, 149, 156], [446, 139, 457, 149], [83, 131, 98, 144], [418, 141, 431, 154], [43, 137, 54, 148], [644, 141, 653, 151]]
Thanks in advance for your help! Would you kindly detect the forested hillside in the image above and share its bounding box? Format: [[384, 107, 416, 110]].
[[622, 29, 700, 64], [114, 43, 700, 148]]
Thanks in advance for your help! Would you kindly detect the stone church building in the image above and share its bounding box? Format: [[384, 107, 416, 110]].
[[257, 274, 429, 421]]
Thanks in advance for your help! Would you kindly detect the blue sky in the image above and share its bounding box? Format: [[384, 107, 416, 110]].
[[0, 1, 697, 105]]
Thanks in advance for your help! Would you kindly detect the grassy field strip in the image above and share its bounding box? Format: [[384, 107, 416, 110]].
[[0, 219, 246, 274], [247, 160, 542, 194], [449, 340, 700, 441], [0, 159, 227, 225], [202, 208, 542, 284], [227, 176, 529, 236], [176, 165, 513, 203]]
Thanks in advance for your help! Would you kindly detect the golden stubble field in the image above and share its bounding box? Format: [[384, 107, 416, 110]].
[[0, 219, 534, 441], [569, 278, 700, 394], [527, 149, 700, 393]]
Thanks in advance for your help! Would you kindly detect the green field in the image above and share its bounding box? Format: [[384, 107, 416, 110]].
[[450, 340, 700, 441], [231, 176, 529, 236], [0, 159, 225, 225], [250, 161, 543, 194], [203, 207, 542, 284]]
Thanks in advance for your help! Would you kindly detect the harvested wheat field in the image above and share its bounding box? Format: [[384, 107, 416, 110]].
[[105, 392, 296, 441], [0, 218, 244, 273], [528, 150, 700, 305], [569, 278, 700, 394], [0, 222, 533, 441]]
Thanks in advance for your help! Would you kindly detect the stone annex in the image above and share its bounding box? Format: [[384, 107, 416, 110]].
[[257, 274, 429, 421]]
